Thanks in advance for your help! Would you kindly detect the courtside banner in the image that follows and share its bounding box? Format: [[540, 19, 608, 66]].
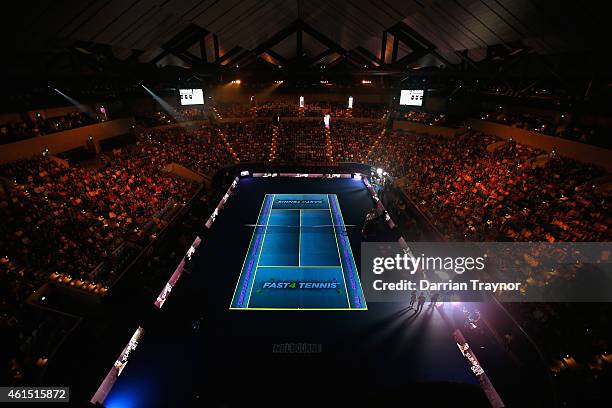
[[361, 242, 612, 302]]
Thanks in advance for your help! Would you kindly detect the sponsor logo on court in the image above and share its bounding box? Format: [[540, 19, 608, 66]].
[[262, 281, 340, 289], [272, 343, 322, 354], [276, 199, 324, 205]]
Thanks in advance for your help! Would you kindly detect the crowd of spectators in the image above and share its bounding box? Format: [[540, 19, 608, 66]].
[[372, 131, 609, 242], [399, 110, 456, 127], [0, 153, 194, 293], [135, 107, 210, 127], [0, 112, 98, 144], [140, 124, 233, 175], [217, 121, 274, 162], [275, 120, 328, 162], [252, 101, 305, 117], [346, 102, 389, 119], [329, 121, 382, 163], [0, 124, 234, 300], [177, 107, 209, 122], [212, 102, 252, 118], [135, 111, 176, 127]]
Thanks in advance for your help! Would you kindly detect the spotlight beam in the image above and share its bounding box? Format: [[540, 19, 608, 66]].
[[53, 88, 95, 119], [141, 84, 183, 121]]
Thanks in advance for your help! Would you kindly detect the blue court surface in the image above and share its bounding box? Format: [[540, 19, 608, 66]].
[[230, 193, 367, 310]]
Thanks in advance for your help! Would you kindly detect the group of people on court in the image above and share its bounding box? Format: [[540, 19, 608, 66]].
[[408, 290, 439, 313]]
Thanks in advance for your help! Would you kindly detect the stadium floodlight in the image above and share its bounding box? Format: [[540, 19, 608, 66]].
[[376, 168, 383, 176]]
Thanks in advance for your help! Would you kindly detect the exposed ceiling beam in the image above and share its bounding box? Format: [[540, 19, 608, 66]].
[[299, 20, 346, 56], [216, 46, 244, 65], [308, 49, 337, 67], [297, 28, 303, 59], [394, 48, 431, 68], [248, 20, 301, 57], [263, 49, 288, 65], [151, 24, 209, 66], [355, 46, 383, 67]]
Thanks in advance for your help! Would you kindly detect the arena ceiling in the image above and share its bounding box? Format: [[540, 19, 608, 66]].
[[3, 0, 611, 75]]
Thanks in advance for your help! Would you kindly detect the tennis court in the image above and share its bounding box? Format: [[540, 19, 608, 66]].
[[230, 193, 367, 310]]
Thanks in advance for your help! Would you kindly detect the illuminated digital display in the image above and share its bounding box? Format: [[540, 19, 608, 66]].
[[400, 89, 424, 106], [179, 89, 204, 105]]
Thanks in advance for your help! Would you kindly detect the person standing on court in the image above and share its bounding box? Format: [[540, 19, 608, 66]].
[[416, 292, 426, 313], [429, 292, 439, 308], [409, 290, 417, 308]]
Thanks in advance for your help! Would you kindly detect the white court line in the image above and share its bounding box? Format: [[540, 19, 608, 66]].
[[229, 193, 269, 308], [246, 194, 275, 307], [331, 194, 367, 309], [328, 194, 351, 309], [298, 209, 301, 267]]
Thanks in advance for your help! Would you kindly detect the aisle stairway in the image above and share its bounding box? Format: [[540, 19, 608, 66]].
[[324, 126, 333, 162], [366, 128, 388, 162], [215, 127, 240, 163], [268, 125, 279, 162]]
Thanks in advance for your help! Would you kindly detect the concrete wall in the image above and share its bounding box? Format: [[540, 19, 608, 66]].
[[1, 105, 81, 124], [0, 118, 135, 164], [27, 106, 80, 120], [468, 119, 611, 172], [279, 116, 382, 123], [214, 117, 380, 124], [392, 120, 463, 137], [209, 89, 392, 105], [217, 117, 270, 123], [0, 111, 24, 123], [163, 163, 206, 183]]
